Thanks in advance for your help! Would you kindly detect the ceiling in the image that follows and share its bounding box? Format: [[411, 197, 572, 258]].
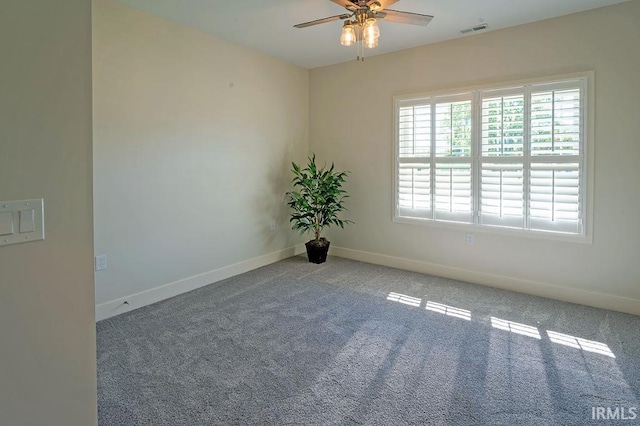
[[116, 0, 630, 69]]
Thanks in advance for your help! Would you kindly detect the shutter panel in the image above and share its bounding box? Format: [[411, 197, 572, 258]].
[[398, 163, 431, 218], [434, 163, 472, 223], [529, 83, 583, 234], [481, 94, 524, 157], [479, 92, 525, 228], [397, 101, 432, 218], [435, 100, 472, 157], [480, 163, 524, 228], [529, 162, 581, 233], [531, 88, 581, 156], [434, 98, 473, 223], [398, 104, 431, 157]]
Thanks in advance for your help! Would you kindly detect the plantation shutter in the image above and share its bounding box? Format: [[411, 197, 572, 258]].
[[397, 101, 431, 218], [434, 96, 473, 223], [479, 90, 526, 228], [529, 84, 583, 234], [478, 82, 584, 233], [395, 76, 586, 237]]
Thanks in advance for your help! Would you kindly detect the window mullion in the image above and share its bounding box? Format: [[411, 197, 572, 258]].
[[579, 78, 587, 234], [524, 86, 532, 230], [473, 90, 481, 224], [430, 99, 436, 220]]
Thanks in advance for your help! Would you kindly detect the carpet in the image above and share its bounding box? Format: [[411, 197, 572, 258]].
[[97, 256, 640, 425]]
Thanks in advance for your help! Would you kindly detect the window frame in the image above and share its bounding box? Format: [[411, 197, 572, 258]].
[[392, 72, 594, 243]]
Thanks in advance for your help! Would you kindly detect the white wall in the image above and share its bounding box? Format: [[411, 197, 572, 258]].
[[0, 1, 96, 424], [93, 0, 308, 317], [309, 2, 640, 314]]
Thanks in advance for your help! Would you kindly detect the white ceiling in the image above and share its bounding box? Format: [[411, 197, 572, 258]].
[[116, 0, 630, 69]]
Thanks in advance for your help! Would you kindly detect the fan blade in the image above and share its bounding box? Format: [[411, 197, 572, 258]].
[[294, 14, 351, 29], [377, 9, 433, 26], [331, 0, 358, 11], [367, 0, 399, 11]]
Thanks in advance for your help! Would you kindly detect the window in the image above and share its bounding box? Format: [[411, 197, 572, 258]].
[[394, 75, 589, 239]]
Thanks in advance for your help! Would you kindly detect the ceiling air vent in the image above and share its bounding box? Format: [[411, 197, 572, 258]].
[[460, 23, 489, 34]]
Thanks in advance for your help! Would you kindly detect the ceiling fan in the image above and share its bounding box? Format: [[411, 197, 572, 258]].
[[294, 0, 433, 61]]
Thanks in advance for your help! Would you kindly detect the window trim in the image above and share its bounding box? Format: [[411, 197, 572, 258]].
[[392, 72, 594, 244]]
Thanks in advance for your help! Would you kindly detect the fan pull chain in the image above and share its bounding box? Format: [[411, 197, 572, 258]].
[[357, 38, 362, 61]]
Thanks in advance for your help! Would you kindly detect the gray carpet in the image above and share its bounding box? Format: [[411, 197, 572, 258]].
[[97, 256, 640, 425]]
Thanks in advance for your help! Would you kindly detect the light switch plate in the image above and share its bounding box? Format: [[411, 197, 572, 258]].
[[0, 199, 44, 247], [19, 209, 35, 233], [0, 212, 14, 236]]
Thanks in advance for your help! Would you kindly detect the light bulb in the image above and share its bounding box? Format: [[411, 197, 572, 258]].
[[364, 33, 379, 49], [340, 22, 356, 46], [363, 18, 380, 39]]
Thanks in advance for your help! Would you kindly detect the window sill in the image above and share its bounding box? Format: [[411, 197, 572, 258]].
[[392, 215, 592, 244]]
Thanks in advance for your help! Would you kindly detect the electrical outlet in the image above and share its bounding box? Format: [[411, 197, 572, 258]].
[[465, 233, 475, 245], [270, 220, 277, 232], [95, 254, 108, 271]]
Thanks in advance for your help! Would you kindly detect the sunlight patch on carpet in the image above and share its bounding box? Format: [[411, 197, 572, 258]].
[[384, 292, 617, 358], [425, 301, 471, 321], [491, 317, 542, 339], [547, 330, 616, 358], [386, 292, 421, 307]]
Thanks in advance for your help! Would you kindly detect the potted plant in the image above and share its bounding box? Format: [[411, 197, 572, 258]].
[[286, 154, 353, 264]]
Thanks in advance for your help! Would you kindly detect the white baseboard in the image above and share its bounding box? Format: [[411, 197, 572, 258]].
[[96, 243, 640, 320], [95, 244, 306, 321], [330, 246, 640, 316]]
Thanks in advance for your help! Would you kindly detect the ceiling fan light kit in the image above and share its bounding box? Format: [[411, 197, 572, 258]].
[[339, 13, 380, 58], [295, 0, 433, 62]]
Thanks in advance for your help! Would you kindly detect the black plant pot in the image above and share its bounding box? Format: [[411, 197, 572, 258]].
[[305, 238, 330, 264]]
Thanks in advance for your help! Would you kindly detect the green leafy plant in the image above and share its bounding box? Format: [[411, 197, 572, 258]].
[[286, 154, 353, 245]]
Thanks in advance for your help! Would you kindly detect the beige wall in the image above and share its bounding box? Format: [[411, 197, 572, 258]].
[[0, 1, 96, 425], [310, 2, 640, 313], [93, 0, 308, 310]]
